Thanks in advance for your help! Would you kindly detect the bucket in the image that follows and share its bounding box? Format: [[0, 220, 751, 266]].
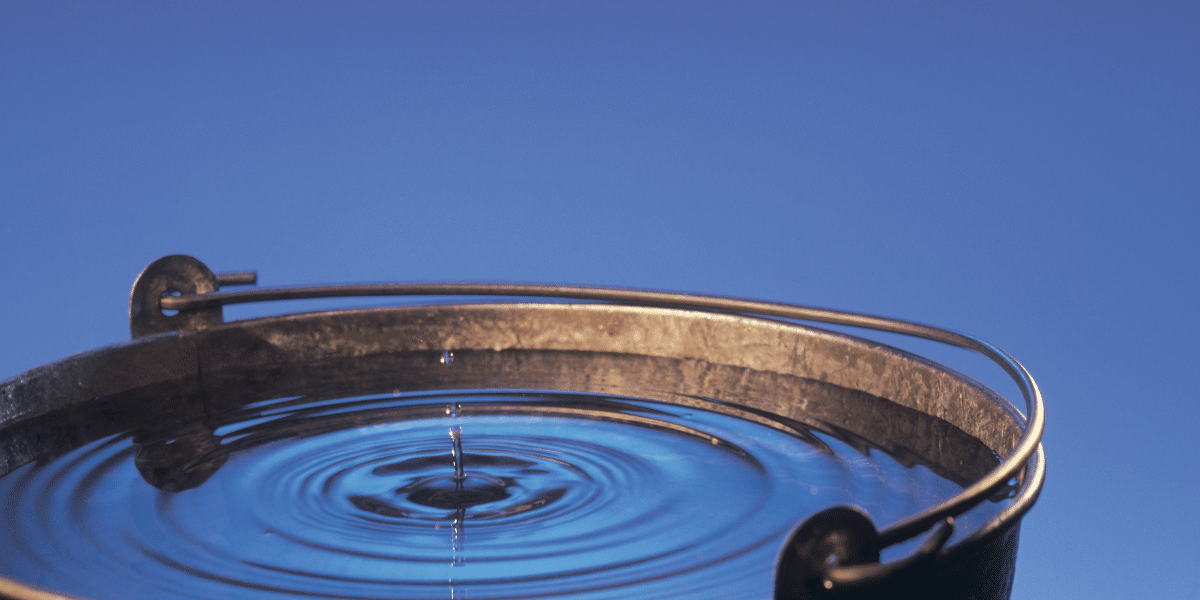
[[0, 255, 1044, 600]]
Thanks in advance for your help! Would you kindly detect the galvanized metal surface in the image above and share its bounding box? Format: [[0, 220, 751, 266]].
[[0, 256, 1045, 600]]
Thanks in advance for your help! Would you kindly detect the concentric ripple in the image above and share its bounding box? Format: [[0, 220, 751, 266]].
[[0, 391, 1006, 600]]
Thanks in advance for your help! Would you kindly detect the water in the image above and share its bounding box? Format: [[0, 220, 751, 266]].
[[0, 391, 1005, 600]]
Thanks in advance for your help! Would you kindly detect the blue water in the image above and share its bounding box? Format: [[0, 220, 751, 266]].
[[0, 391, 996, 600]]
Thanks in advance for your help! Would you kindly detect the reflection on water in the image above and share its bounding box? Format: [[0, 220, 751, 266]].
[[0, 391, 1008, 600]]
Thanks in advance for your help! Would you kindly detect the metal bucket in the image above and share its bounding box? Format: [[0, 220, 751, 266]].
[[0, 255, 1044, 600]]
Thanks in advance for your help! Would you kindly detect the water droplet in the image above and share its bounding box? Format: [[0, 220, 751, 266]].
[[449, 427, 465, 482], [451, 512, 465, 567]]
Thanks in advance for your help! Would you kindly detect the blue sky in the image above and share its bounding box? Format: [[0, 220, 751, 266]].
[[2, 2, 1198, 598]]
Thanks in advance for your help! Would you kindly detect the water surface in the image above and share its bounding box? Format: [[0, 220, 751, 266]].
[[0, 391, 999, 600]]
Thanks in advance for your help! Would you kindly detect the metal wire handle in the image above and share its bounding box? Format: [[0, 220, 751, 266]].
[[154, 266, 1045, 590]]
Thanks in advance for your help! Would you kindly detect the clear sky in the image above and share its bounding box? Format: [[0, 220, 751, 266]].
[[2, 2, 1197, 598]]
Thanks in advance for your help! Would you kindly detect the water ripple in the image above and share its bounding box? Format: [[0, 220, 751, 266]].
[[0, 391, 1003, 600]]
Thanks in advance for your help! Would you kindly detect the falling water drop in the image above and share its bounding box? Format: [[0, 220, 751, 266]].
[[449, 427, 465, 483], [448, 400, 466, 568], [451, 508, 465, 567]]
